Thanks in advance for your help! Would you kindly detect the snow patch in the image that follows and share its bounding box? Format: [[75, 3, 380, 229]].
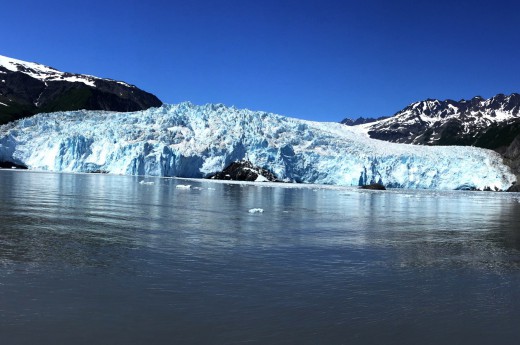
[[255, 175, 269, 182]]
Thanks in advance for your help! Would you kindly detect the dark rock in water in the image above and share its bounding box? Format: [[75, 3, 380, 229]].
[[0, 161, 28, 169], [360, 183, 386, 190], [506, 184, 520, 192], [87, 170, 109, 174], [209, 160, 280, 182]]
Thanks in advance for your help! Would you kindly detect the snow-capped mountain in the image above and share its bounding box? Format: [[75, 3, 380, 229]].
[[0, 55, 162, 124], [0, 103, 514, 190], [348, 93, 520, 149]]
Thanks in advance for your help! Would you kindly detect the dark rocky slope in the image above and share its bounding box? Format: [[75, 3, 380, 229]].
[[209, 161, 280, 182], [0, 55, 162, 124]]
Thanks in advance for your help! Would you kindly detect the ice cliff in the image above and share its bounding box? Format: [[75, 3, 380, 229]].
[[0, 103, 515, 190]]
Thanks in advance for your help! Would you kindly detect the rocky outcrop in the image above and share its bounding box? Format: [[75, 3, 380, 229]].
[[502, 134, 520, 182], [208, 160, 280, 182], [0, 161, 27, 169], [506, 184, 520, 192]]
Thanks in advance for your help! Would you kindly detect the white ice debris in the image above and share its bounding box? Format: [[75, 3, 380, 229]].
[[248, 208, 264, 213], [254, 175, 269, 182], [139, 180, 154, 185], [175, 184, 192, 189], [0, 102, 516, 190]]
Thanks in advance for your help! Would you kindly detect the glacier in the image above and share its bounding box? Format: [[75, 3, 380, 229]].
[[0, 102, 515, 190]]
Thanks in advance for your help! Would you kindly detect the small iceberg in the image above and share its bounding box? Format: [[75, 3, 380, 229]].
[[176, 184, 192, 189], [139, 180, 155, 185], [248, 208, 264, 214]]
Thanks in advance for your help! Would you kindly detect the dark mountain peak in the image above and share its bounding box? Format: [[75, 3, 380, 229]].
[[340, 118, 356, 126], [0, 54, 162, 124], [341, 115, 389, 126]]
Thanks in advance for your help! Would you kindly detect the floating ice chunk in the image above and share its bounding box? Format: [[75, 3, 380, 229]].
[[176, 184, 191, 189], [248, 208, 264, 213], [139, 180, 154, 185]]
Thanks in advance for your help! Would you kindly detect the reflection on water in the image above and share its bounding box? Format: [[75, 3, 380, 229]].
[[1, 170, 520, 344]]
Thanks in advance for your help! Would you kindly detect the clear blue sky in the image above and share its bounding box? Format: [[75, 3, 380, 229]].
[[2, 0, 519, 121]]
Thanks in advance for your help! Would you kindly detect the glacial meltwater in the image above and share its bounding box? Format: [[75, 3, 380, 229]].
[[1, 170, 520, 345]]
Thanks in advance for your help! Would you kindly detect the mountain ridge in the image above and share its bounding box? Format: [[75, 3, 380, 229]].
[[343, 93, 520, 147]]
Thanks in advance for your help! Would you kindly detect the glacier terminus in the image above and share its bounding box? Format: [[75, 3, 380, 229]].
[[0, 102, 515, 190]]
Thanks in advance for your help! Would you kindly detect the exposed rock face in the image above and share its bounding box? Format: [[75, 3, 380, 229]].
[[0, 55, 162, 124], [208, 160, 280, 182], [506, 184, 520, 192], [0, 161, 27, 169], [502, 134, 520, 181]]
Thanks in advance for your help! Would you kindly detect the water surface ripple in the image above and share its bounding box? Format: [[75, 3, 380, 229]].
[[1, 170, 520, 344]]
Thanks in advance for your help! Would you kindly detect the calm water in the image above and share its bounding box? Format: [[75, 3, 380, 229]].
[[1, 170, 520, 344]]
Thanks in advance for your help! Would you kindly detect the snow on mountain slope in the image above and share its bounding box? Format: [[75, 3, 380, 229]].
[[0, 55, 127, 88], [0, 103, 515, 190]]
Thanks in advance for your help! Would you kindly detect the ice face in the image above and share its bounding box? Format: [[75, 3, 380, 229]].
[[0, 103, 515, 190]]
